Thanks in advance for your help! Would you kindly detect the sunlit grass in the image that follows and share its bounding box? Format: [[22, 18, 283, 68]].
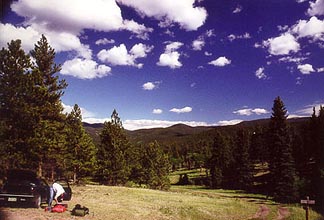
[[65, 184, 323, 220]]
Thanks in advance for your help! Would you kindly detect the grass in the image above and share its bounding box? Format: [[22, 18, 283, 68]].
[[69, 184, 322, 220], [1, 184, 322, 219], [1, 168, 323, 219]]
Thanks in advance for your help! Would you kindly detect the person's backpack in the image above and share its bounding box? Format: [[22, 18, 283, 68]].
[[71, 204, 89, 216], [51, 204, 67, 213]]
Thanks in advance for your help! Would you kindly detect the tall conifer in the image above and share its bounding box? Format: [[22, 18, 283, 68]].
[[268, 97, 298, 203]]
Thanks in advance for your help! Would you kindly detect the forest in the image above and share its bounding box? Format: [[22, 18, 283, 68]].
[[0, 36, 323, 210]]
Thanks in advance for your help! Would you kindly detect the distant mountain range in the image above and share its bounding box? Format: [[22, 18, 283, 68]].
[[83, 117, 309, 145]]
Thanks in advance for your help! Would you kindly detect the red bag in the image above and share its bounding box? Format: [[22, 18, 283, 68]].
[[51, 204, 67, 213]]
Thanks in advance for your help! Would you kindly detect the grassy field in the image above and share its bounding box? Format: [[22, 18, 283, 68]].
[[1, 184, 323, 220]]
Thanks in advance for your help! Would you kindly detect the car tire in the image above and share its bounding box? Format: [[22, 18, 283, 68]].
[[33, 195, 41, 208]]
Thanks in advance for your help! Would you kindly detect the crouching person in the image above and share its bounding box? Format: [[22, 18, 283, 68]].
[[47, 182, 65, 211]]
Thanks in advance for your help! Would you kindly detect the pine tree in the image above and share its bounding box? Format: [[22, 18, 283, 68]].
[[140, 141, 170, 190], [0, 39, 33, 169], [268, 96, 298, 203], [233, 129, 254, 190], [309, 106, 324, 210], [65, 104, 97, 182], [96, 109, 131, 185], [207, 132, 232, 188], [28, 35, 68, 177]]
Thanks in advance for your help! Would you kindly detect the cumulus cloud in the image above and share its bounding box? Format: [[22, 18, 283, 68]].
[[116, 0, 208, 31], [208, 56, 231, 67], [263, 33, 300, 55], [255, 67, 267, 79], [307, 0, 324, 16], [0, 23, 92, 59], [61, 58, 111, 79], [170, 106, 192, 113], [157, 42, 183, 69], [10, 0, 152, 38], [0, 23, 40, 52], [291, 16, 324, 41], [297, 64, 315, 74], [123, 19, 153, 40], [142, 81, 160, 90], [192, 39, 205, 51], [3, 0, 153, 59], [97, 43, 153, 68], [233, 108, 269, 116], [95, 38, 115, 45], [318, 67, 324, 72], [152, 109, 163, 114]]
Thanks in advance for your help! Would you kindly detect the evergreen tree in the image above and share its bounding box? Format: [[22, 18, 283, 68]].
[[0, 40, 33, 169], [28, 35, 68, 177], [96, 109, 130, 185], [65, 104, 96, 182], [309, 106, 324, 210], [140, 141, 170, 190], [207, 132, 231, 188], [233, 129, 254, 190], [268, 96, 298, 203], [0, 36, 67, 177]]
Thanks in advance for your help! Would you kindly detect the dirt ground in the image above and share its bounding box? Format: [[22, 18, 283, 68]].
[[0, 206, 87, 220]]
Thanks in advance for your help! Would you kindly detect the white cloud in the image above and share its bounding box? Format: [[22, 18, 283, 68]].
[[216, 119, 243, 126], [278, 56, 308, 64], [208, 56, 231, 67], [252, 108, 270, 115], [62, 103, 96, 118], [318, 67, 324, 72], [130, 43, 154, 59], [123, 19, 153, 40], [95, 38, 115, 45], [10, 0, 145, 35], [97, 43, 153, 68], [307, 0, 324, 16], [192, 39, 205, 51], [157, 42, 183, 69], [233, 5, 243, 14], [152, 109, 163, 114], [170, 106, 192, 114], [0, 23, 40, 52], [233, 108, 269, 116], [263, 33, 300, 55], [204, 51, 212, 56], [297, 64, 315, 74], [61, 58, 111, 79], [228, 32, 251, 41], [291, 16, 324, 41], [0, 23, 92, 59], [295, 103, 324, 115], [255, 67, 267, 79], [142, 81, 160, 90], [5, 0, 152, 57], [116, 0, 208, 31], [123, 119, 214, 130], [165, 42, 183, 52]]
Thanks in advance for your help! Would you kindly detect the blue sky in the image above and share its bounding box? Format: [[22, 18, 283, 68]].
[[1, 0, 324, 130]]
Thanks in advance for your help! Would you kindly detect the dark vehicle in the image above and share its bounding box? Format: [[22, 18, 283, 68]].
[[0, 170, 72, 208]]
